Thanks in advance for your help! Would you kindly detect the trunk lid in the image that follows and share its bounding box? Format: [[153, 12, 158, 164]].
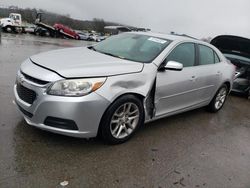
[[211, 35, 250, 66]]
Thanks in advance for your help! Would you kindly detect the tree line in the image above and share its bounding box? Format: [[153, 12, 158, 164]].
[[0, 7, 119, 32]]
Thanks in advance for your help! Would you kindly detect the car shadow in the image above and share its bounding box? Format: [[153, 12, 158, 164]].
[[13, 119, 104, 147]]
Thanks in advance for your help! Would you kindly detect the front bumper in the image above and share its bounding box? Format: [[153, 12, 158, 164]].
[[14, 79, 110, 138]]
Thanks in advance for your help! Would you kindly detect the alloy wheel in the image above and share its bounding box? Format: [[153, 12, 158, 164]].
[[214, 87, 227, 109], [110, 102, 139, 139]]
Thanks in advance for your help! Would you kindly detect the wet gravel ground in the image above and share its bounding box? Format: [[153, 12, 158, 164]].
[[0, 33, 250, 188]]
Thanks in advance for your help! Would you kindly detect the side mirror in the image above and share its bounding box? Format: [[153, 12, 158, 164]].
[[164, 61, 183, 71]]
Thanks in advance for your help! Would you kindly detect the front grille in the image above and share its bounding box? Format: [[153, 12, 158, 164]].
[[21, 71, 49, 85], [16, 83, 37, 104]]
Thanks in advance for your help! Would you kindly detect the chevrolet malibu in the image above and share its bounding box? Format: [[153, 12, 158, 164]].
[[14, 32, 235, 144]]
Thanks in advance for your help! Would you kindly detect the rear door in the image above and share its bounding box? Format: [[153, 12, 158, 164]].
[[193, 44, 222, 103]]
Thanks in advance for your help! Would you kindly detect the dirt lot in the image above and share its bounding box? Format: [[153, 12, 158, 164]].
[[0, 33, 250, 188]]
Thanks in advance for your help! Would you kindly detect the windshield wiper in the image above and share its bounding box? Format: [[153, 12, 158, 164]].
[[89, 47, 126, 60], [88, 46, 96, 51], [100, 52, 125, 59]]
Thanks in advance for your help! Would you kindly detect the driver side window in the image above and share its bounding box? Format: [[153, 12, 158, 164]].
[[166, 43, 195, 67]]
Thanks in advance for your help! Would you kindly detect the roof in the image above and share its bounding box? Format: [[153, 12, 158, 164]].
[[129, 31, 221, 53], [130, 31, 199, 42]]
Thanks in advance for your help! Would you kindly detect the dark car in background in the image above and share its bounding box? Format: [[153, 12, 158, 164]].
[[211, 35, 250, 98], [34, 26, 50, 37]]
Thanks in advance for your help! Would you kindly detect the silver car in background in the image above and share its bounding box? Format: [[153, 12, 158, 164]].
[[14, 32, 235, 144]]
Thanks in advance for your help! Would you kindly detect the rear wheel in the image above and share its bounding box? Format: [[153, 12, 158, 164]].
[[35, 30, 40, 36], [207, 84, 228, 112], [99, 95, 144, 144], [15, 27, 22, 33], [45, 31, 50, 37]]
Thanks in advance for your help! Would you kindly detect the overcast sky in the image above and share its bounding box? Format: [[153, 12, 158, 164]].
[[1, 0, 250, 38]]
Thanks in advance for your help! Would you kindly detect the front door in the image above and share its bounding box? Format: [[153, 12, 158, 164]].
[[155, 42, 199, 117]]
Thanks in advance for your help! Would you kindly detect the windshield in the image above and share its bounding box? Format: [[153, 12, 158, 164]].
[[93, 33, 171, 63]]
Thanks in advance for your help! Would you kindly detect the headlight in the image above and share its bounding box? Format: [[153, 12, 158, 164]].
[[47, 77, 107, 97]]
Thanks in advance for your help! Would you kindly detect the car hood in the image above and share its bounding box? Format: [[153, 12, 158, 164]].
[[30, 47, 143, 78]]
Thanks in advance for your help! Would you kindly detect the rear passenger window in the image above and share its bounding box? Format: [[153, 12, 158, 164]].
[[198, 45, 214, 65], [166, 43, 195, 67]]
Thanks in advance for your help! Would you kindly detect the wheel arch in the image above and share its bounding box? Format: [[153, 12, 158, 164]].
[[97, 92, 146, 138], [223, 81, 231, 92], [105, 92, 146, 113], [108, 78, 157, 121]]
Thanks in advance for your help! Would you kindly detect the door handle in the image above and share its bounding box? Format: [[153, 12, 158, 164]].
[[189, 76, 197, 81], [216, 71, 222, 75]]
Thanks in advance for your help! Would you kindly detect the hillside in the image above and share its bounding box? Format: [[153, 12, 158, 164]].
[[0, 6, 120, 32]]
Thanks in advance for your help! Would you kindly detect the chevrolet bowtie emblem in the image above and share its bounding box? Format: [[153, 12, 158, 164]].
[[19, 75, 25, 84]]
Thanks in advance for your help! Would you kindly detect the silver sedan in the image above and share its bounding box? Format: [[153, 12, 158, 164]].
[[14, 32, 235, 144]]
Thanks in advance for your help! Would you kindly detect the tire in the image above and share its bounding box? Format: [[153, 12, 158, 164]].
[[45, 31, 50, 37], [15, 27, 22, 33], [207, 84, 228, 112], [99, 95, 144, 144], [5, 26, 12, 33], [35, 30, 40, 36]]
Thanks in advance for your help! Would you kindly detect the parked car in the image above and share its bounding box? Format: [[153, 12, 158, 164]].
[[96, 35, 107, 42], [53, 23, 80, 40], [88, 33, 98, 41], [211, 35, 250, 98], [34, 26, 50, 37], [24, 25, 36, 34], [76, 31, 90, 41], [14, 32, 235, 144]]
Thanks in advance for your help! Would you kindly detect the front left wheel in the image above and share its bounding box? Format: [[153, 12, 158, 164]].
[[99, 95, 144, 144], [5, 26, 13, 33]]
